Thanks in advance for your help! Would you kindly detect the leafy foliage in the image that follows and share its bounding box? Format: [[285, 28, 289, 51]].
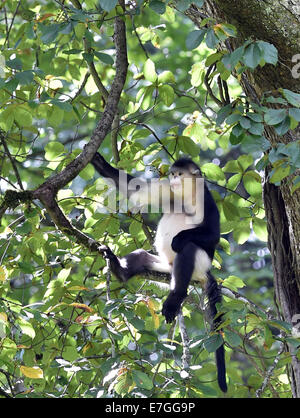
[[0, 0, 299, 399]]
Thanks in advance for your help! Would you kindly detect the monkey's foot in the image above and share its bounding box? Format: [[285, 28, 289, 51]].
[[162, 295, 182, 323]]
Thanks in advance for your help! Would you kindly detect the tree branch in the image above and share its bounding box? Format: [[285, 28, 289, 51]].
[[33, 11, 128, 197]]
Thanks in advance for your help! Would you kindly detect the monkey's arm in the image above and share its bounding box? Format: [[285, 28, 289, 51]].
[[91, 152, 135, 192], [172, 185, 220, 254], [92, 153, 170, 212]]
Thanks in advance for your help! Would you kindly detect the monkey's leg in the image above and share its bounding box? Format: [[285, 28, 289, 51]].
[[100, 246, 171, 282], [162, 242, 199, 323]]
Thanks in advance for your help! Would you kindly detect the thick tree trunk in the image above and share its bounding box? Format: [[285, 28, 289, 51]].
[[183, 0, 300, 396]]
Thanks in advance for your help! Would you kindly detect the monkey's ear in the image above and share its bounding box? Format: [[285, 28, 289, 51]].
[[191, 168, 201, 176]]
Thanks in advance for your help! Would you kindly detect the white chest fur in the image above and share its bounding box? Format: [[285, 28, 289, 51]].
[[154, 213, 196, 264], [154, 213, 212, 284]]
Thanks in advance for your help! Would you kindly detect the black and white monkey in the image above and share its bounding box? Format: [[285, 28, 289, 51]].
[[91, 153, 227, 392]]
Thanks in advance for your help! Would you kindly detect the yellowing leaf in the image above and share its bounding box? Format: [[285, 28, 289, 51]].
[[69, 303, 93, 313], [36, 13, 55, 22], [20, 366, 44, 379], [48, 78, 63, 90], [67, 285, 90, 291], [143, 58, 157, 83], [0, 266, 7, 281], [0, 312, 8, 322], [83, 342, 93, 354], [147, 298, 160, 329]]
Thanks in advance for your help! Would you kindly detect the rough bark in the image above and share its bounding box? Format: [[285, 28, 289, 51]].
[[183, 0, 300, 396]]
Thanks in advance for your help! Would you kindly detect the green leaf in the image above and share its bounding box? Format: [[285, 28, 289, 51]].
[[257, 41, 278, 65], [129, 220, 142, 235], [246, 112, 263, 123], [186, 29, 206, 50], [243, 171, 262, 197], [79, 164, 95, 180], [190, 62, 205, 87], [203, 333, 223, 353], [222, 46, 244, 70], [6, 58, 22, 70], [233, 219, 251, 244], [40, 23, 62, 43], [63, 48, 83, 55], [16, 319, 36, 339], [99, 0, 118, 12], [223, 275, 246, 291], [18, 261, 35, 274], [229, 131, 244, 145], [50, 99, 73, 112], [159, 84, 174, 106], [62, 346, 78, 362], [82, 52, 94, 64], [94, 51, 114, 65], [157, 70, 175, 84], [248, 121, 264, 136], [252, 217, 268, 241], [237, 154, 253, 171], [205, 52, 222, 67], [239, 117, 251, 130], [149, 0, 166, 14], [201, 163, 226, 183], [216, 104, 233, 126], [0, 107, 14, 130], [223, 200, 240, 220], [14, 106, 32, 127], [223, 160, 243, 174], [16, 220, 32, 235], [132, 370, 153, 390], [282, 89, 300, 107], [227, 173, 242, 190], [243, 43, 262, 69], [15, 70, 34, 85], [269, 164, 290, 183], [221, 24, 237, 38], [224, 330, 242, 347], [141, 85, 154, 110], [242, 135, 270, 153], [176, 0, 195, 12], [274, 116, 290, 135], [205, 28, 219, 49], [45, 141, 65, 160], [48, 106, 64, 127], [144, 59, 157, 83], [226, 113, 242, 125], [264, 109, 287, 125], [178, 136, 200, 157], [216, 60, 231, 81], [0, 54, 5, 77]]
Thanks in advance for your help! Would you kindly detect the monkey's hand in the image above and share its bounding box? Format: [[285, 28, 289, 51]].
[[98, 245, 116, 260], [162, 294, 182, 323]]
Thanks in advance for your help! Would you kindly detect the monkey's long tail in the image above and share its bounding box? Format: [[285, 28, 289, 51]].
[[206, 271, 227, 393]]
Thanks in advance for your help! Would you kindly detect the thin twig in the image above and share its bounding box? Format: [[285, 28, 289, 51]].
[[255, 335, 285, 398], [2, 0, 21, 50], [131, 122, 175, 160], [204, 64, 223, 107], [178, 311, 191, 370], [1, 134, 24, 190]]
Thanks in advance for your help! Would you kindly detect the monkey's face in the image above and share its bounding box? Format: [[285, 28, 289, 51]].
[[169, 168, 194, 195]]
